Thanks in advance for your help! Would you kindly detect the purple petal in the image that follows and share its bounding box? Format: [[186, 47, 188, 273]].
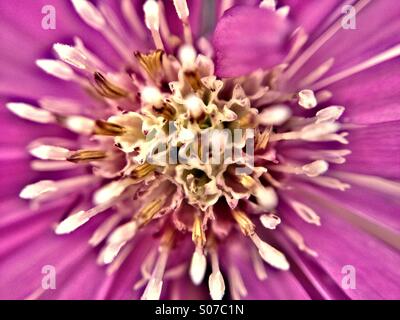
[[213, 6, 292, 78], [281, 183, 400, 299], [341, 120, 400, 179]]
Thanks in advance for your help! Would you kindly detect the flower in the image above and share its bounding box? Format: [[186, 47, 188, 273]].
[[1, 0, 399, 300]]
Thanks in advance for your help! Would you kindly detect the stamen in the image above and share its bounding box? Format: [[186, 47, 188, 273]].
[[179, 44, 197, 70], [130, 163, 156, 180], [143, 0, 164, 50], [298, 89, 317, 109], [19, 180, 57, 200], [67, 150, 107, 163], [307, 176, 351, 191], [259, 105, 291, 126], [185, 95, 205, 119], [259, 0, 276, 10], [137, 198, 164, 226], [276, 6, 290, 18], [250, 233, 290, 270], [255, 127, 271, 150], [289, 199, 321, 226], [192, 214, 206, 247], [141, 230, 174, 300], [58, 115, 95, 135], [298, 58, 335, 87], [172, 0, 192, 44], [94, 72, 128, 99], [260, 213, 281, 230], [231, 209, 255, 237], [6, 103, 56, 124], [141, 86, 164, 107], [283, 226, 318, 257], [208, 248, 225, 300], [190, 247, 207, 285], [89, 214, 123, 246], [315, 106, 345, 123], [29, 145, 70, 160], [55, 201, 114, 234], [228, 266, 248, 300], [36, 59, 76, 81], [100, 221, 138, 264], [93, 120, 126, 136], [251, 248, 268, 280], [135, 50, 164, 81], [302, 160, 329, 177], [31, 160, 76, 171], [253, 185, 278, 210], [53, 43, 89, 70], [71, 0, 106, 30], [93, 179, 134, 205]]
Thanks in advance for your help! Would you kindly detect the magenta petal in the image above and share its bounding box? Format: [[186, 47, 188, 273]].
[[213, 6, 292, 78], [281, 183, 400, 299], [341, 120, 400, 179]]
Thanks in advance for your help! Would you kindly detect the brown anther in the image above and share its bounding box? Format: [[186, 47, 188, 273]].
[[231, 209, 255, 236], [152, 103, 176, 120], [93, 120, 127, 136], [93, 72, 128, 99], [130, 163, 156, 179], [239, 175, 256, 190], [134, 49, 164, 81], [255, 127, 272, 150], [67, 150, 107, 163], [192, 214, 206, 248], [238, 112, 258, 129], [160, 227, 176, 248], [137, 198, 164, 226], [183, 70, 203, 91]]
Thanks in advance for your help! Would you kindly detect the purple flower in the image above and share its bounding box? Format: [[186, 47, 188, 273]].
[[1, 0, 399, 300]]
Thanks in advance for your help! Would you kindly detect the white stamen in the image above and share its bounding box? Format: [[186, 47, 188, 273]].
[[53, 43, 88, 70], [190, 248, 207, 285], [259, 105, 292, 126], [141, 86, 164, 106], [298, 89, 317, 109], [333, 171, 400, 198], [6, 103, 56, 124], [99, 242, 126, 265], [173, 0, 189, 20], [143, 0, 164, 49], [89, 214, 123, 246], [250, 233, 290, 270], [290, 200, 321, 225], [308, 176, 351, 191], [55, 201, 113, 234], [251, 248, 268, 280], [62, 116, 95, 135], [121, 0, 146, 38], [259, 0, 276, 10], [20, 180, 57, 199], [93, 179, 132, 205], [254, 185, 278, 210], [260, 213, 281, 230], [71, 0, 106, 30], [283, 226, 318, 257], [143, 0, 160, 30], [108, 221, 138, 245], [39, 97, 82, 115], [29, 145, 70, 160], [179, 44, 197, 70], [55, 210, 89, 235], [36, 59, 76, 81], [208, 249, 225, 300], [31, 160, 77, 171], [276, 5, 290, 18], [302, 160, 329, 177], [185, 95, 204, 119], [228, 266, 248, 300], [141, 248, 170, 300], [316, 106, 345, 123], [300, 122, 340, 140]]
